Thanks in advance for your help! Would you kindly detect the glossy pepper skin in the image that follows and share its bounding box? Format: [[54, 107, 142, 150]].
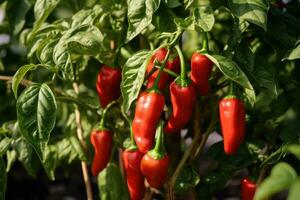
[[140, 153, 169, 188], [164, 80, 196, 133], [146, 48, 180, 91], [90, 129, 113, 176], [96, 65, 122, 108], [132, 91, 165, 153], [219, 97, 245, 155], [122, 149, 145, 200], [190, 52, 214, 95], [241, 177, 256, 200]]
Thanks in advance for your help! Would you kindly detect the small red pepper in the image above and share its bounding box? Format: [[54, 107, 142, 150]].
[[140, 122, 169, 188], [164, 78, 196, 134], [241, 177, 256, 200], [90, 129, 112, 176], [96, 65, 122, 108], [132, 91, 165, 153], [122, 148, 145, 200], [146, 48, 180, 91], [190, 52, 214, 96], [219, 86, 245, 155]]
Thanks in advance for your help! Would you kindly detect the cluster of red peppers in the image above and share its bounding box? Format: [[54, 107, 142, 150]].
[[90, 37, 247, 199]]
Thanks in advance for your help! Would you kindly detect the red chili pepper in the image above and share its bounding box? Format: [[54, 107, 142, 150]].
[[96, 65, 122, 108], [164, 78, 196, 134], [146, 48, 180, 91], [132, 91, 165, 153], [90, 129, 112, 176], [241, 177, 256, 200], [190, 52, 214, 96], [122, 149, 145, 200], [140, 122, 169, 188], [219, 94, 245, 155]]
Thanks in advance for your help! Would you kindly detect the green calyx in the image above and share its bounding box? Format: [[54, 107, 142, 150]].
[[148, 121, 166, 160], [174, 76, 191, 88]]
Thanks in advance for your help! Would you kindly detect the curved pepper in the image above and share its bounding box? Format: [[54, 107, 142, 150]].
[[164, 78, 196, 133], [146, 48, 180, 91], [96, 65, 122, 108], [122, 149, 145, 200], [90, 129, 113, 176], [190, 52, 214, 96], [132, 91, 165, 153], [241, 177, 256, 200], [219, 96, 245, 155]]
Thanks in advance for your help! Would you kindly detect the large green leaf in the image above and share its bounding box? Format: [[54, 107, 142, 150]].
[[126, 0, 161, 42], [206, 54, 253, 90], [254, 162, 297, 200], [229, 0, 268, 31], [16, 84, 57, 161], [97, 163, 129, 200], [6, 0, 32, 35], [283, 39, 300, 61], [121, 50, 152, 111], [0, 157, 6, 200], [193, 6, 215, 32], [287, 144, 300, 161]]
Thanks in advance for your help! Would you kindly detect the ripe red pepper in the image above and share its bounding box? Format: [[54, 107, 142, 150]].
[[140, 122, 169, 188], [190, 52, 214, 96], [132, 91, 165, 153], [90, 129, 112, 176], [241, 177, 256, 200], [219, 95, 245, 155], [96, 65, 122, 108], [122, 149, 145, 200], [164, 78, 196, 134], [146, 48, 180, 91]]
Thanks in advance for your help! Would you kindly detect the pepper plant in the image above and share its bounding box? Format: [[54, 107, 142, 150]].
[[0, 0, 300, 200]]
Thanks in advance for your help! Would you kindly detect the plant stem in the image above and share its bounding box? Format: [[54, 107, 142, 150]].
[[152, 49, 171, 90], [99, 100, 118, 129], [72, 82, 93, 200], [174, 44, 187, 85], [154, 66, 178, 77], [0, 75, 33, 86], [201, 32, 208, 52]]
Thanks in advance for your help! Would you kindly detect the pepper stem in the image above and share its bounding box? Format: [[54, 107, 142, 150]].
[[201, 32, 209, 52], [152, 48, 171, 90], [226, 81, 237, 99], [148, 121, 166, 159], [99, 100, 118, 129], [175, 44, 188, 87]]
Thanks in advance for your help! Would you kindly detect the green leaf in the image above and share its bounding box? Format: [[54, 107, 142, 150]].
[[30, 0, 61, 40], [126, 0, 161, 42], [69, 135, 87, 162], [0, 157, 6, 200], [205, 54, 253, 90], [164, 0, 181, 8], [283, 40, 300, 60], [254, 162, 297, 200], [287, 144, 300, 161], [184, 0, 194, 9], [288, 179, 300, 200], [16, 84, 57, 161], [193, 6, 215, 32], [6, 0, 32, 35], [97, 163, 129, 200], [174, 17, 193, 30], [121, 50, 152, 111], [0, 138, 12, 157], [174, 165, 200, 194], [229, 0, 269, 31], [12, 134, 41, 177], [261, 143, 288, 166], [12, 64, 37, 98]]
